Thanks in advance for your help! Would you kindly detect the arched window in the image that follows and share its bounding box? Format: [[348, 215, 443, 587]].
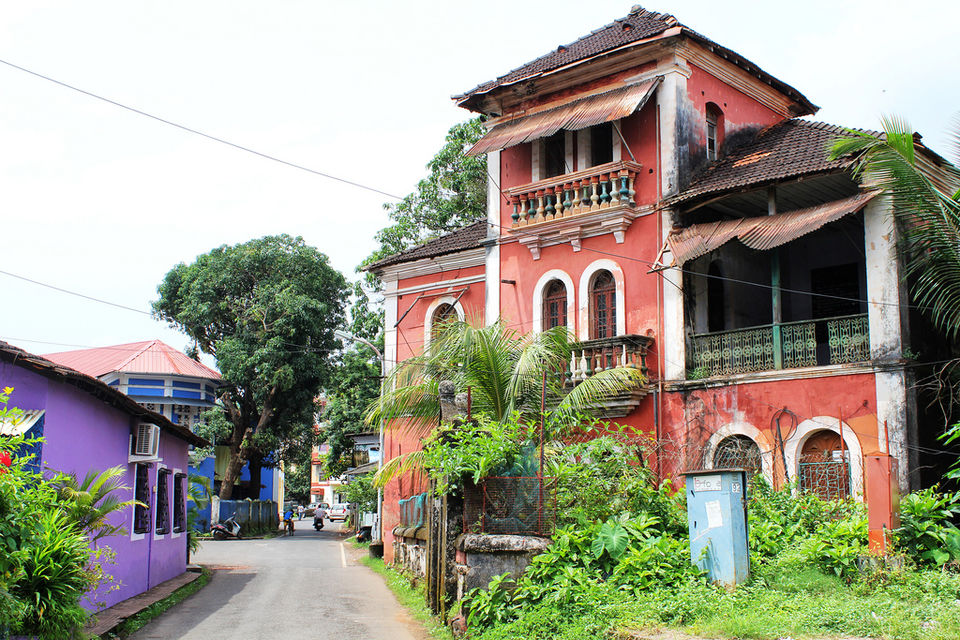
[[542, 280, 567, 330], [713, 435, 762, 477], [431, 303, 457, 339], [590, 270, 616, 339]]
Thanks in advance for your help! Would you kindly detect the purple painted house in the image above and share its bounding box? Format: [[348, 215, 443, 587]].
[[0, 340, 207, 611]]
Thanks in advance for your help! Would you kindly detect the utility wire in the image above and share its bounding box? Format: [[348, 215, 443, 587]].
[[0, 268, 153, 316], [0, 57, 402, 201]]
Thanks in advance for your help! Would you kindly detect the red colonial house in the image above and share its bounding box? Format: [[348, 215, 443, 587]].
[[367, 7, 956, 561]]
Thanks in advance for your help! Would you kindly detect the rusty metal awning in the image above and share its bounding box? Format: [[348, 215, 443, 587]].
[[653, 191, 879, 270], [467, 77, 661, 156]]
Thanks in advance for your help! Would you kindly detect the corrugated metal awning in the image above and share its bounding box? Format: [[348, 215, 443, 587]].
[[467, 77, 661, 156], [655, 191, 879, 269], [0, 409, 44, 436]]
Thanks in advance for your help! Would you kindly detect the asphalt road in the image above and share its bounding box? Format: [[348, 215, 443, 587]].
[[129, 519, 429, 640]]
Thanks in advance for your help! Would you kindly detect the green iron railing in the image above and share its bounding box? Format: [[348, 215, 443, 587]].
[[689, 313, 869, 378]]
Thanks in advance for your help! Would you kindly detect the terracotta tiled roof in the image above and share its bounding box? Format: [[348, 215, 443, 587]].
[[455, 6, 816, 116], [457, 8, 676, 100], [669, 119, 871, 205], [365, 220, 488, 271], [44, 339, 221, 380], [0, 340, 207, 446]]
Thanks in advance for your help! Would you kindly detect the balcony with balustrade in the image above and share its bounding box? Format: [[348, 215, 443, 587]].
[[688, 314, 870, 378], [506, 160, 645, 258], [564, 334, 654, 417]]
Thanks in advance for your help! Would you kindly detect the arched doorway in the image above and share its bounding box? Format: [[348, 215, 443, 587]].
[[798, 430, 850, 500]]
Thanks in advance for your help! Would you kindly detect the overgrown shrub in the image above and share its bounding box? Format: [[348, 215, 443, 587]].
[[894, 487, 960, 566]]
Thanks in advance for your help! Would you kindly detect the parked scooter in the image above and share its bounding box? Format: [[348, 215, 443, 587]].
[[211, 516, 242, 540]]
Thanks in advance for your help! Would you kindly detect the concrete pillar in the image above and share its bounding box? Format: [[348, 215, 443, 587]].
[[864, 195, 911, 491], [485, 150, 501, 327]]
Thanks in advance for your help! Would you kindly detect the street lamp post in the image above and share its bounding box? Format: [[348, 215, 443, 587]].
[[334, 330, 385, 543]]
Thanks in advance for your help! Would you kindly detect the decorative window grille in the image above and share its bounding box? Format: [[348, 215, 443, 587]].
[[713, 435, 762, 476], [173, 473, 186, 533], [590, 270, 616, 339], [134, 464, 150, 534], [543, 280, 567, 330], [156, 468, 170, 535]]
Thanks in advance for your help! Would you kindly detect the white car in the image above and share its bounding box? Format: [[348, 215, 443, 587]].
[[328, 504, 349, 522]]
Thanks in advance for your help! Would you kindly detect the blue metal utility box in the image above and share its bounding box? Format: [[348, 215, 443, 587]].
[[682, 469, 749, 586]]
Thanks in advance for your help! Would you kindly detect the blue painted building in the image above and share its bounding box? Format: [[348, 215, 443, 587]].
[[45, 340, 281, 523]]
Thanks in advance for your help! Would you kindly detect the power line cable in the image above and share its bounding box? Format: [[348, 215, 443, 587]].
[[0, 268, 153, 316], [0, 57, 403, 201]]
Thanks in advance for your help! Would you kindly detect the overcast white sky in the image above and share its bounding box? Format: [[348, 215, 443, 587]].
[[1, 0, 957, 361]]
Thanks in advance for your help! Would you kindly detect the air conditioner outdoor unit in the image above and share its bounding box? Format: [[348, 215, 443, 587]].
[[132, 423, 160, 458]]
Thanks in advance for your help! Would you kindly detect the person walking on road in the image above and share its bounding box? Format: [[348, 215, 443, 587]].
[[297, 504, 305, 520]]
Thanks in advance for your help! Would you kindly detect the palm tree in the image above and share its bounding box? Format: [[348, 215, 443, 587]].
[[54, 466, 143, 543], [831, 115, 960, 338], [366, 319, 647, 484], [832, 116, 960, 476]]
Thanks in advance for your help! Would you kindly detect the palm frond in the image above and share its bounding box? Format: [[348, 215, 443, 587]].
[[372, 450, 426, 488]]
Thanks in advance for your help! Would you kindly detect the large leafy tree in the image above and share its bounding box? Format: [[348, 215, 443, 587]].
[[320, 283, 383, 478], [366, 320, 647, 483], [154, 235, 349, 499], [362, 118, 487, 273]]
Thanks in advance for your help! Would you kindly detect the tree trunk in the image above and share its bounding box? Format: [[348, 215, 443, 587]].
[[218, 428, 251, 500], [246, 452, 264, 500]]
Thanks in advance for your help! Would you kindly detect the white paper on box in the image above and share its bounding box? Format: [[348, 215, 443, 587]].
[[705, 500, 723, 529]]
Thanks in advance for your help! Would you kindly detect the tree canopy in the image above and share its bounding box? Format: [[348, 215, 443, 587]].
[[154, 234, 349, 499], [362, 118, 487, 273]]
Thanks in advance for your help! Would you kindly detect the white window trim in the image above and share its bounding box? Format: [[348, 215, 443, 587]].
[[784, 416, 864, 499], [703, 422, 774, 484], [532, 270, 576, 336], [129, 463, 148, 542], [154, 463, 168, 540], [423, 296, 466, 348], [171, 467, 183, 539], [577, 259, 626, 341]]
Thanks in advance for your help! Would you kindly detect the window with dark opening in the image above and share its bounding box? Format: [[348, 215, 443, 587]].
[[706, 104, 723, 162], [590, 122, 613, 166], [590, 270, 617, 339], [707, 261, 726, 332], [543, 132, 567, 178], [810, 263, 860, 318], [713, 435, 762, 476], [134, 464, 150, 534], [173, 473, 186, 533], [156, 468, 170, 535], [542, 280, 567, 330]]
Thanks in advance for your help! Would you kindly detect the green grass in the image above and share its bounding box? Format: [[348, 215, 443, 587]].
[[359, 555, 453, 640], [96, 567, 212, 639], [469, 561, 960, 640]]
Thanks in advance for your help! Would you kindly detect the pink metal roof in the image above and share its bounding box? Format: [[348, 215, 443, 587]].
[[44, 340, 221, 381]]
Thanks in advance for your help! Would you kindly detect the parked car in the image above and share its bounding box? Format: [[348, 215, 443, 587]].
[[304, 502, 329, 517], [328, 504, 349, 522]]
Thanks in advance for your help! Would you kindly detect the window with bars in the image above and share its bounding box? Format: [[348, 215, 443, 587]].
[[590, 270, 617, 339], [156, 469, 170, 535], [542, 280, 567, 330], [173, 473, 186, 533], [134, 464, 150, 534]]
